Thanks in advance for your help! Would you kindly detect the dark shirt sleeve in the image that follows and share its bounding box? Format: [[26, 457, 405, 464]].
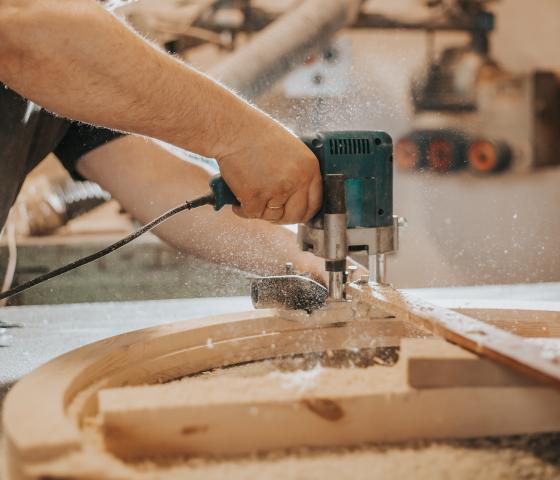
[[54, 123, 125, 180]]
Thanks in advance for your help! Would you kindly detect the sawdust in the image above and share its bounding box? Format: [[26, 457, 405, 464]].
[[36, 433, 560, 480], [130, 436, 560, 480], [99, 363, 404, 410]]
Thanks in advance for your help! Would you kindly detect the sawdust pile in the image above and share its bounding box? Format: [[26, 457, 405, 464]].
[[132, 435, 560, 480], [88, 353, 560, 480]]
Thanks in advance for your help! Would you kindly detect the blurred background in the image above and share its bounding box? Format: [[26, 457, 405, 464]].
[[2, 0, 560, 304]]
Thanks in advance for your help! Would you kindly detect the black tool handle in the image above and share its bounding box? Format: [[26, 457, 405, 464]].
[[209, 175, 241, 211]]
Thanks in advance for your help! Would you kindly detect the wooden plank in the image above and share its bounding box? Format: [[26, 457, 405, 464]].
[[71, 316, 404, 422], [97, 339, 560, 459], [350, 284, 560, 389], [404, 338, 539, 388]]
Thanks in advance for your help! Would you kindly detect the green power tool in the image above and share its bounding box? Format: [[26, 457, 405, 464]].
[[211, 130, 394, 231], [298, 131, 398, 301], [212, 130, 400, 306]]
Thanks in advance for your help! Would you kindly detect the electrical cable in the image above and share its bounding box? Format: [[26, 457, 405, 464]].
[[0, 221, 17, 306], [0, 193, 215, 302]]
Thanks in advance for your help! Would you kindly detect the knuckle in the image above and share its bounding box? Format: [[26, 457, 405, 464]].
[[245, 189, 264, 201], [240, 203, 261, 218], [239, 184, 264, 199], [278, 178, 295, 195], [254, 189, 267, 200]]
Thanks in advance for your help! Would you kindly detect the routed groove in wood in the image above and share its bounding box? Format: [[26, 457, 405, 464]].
[[301, 398, 345, 421]]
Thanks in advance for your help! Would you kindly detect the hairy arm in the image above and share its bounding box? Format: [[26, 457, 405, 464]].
[[75, 137, 328, 281], [0, 0, 321, 224], [0, 0, 236, 153]]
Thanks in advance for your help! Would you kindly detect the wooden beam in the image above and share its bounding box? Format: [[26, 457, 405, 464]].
[[97, 339, 560, 459], [406, 338, 539, 388], [349, 284, 560, 389]]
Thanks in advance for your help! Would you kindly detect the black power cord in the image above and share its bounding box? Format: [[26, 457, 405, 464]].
[[0, 193, 215, 302]]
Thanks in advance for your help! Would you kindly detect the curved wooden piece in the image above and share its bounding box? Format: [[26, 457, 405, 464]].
[[95, 338, 560, 460], [3, 301, 559, 479], [3, 308, 403, 480]]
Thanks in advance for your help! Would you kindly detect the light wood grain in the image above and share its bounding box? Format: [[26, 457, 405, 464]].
[[3, 307, 401, 479], [406, 338, 539, 388], [454, 307, 560, 338]]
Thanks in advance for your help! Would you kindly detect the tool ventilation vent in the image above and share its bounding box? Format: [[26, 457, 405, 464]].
[[329, 138, 371, 155]]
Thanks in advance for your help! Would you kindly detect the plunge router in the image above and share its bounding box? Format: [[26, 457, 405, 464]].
[[250, 130, 401, 310], [299, 131, 398, 301]]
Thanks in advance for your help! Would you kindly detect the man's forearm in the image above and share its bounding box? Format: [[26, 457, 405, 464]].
[[0, 0, 255, 157], [1, 0, 323, 225], [76, 137, 327, 281]]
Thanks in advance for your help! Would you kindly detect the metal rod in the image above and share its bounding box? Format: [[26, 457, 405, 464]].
[[368, 254, 376, 283], [324, 173, 347, 302], [328, 271, 345, 301], [368, 254, 387, 285], [376, 254, 387, 284]]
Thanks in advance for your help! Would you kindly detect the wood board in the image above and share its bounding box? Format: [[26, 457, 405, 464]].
[[96, 338, 560, 459], [453, 307, 560, 338], [3, 307, 403, 479]]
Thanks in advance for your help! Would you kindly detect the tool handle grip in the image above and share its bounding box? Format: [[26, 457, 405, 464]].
[[209, 175, 240, 211]]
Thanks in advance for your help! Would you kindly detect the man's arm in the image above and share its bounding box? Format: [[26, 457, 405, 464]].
[[74, 136, 328, 282], [0, 0, 321, 224]]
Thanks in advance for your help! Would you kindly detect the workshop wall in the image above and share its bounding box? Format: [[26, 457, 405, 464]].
[[259, 0, 560, 288]]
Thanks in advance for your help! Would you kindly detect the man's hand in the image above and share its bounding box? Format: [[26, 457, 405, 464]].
[[214, 107, 322, 224], [77, 136, 328, 279]]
